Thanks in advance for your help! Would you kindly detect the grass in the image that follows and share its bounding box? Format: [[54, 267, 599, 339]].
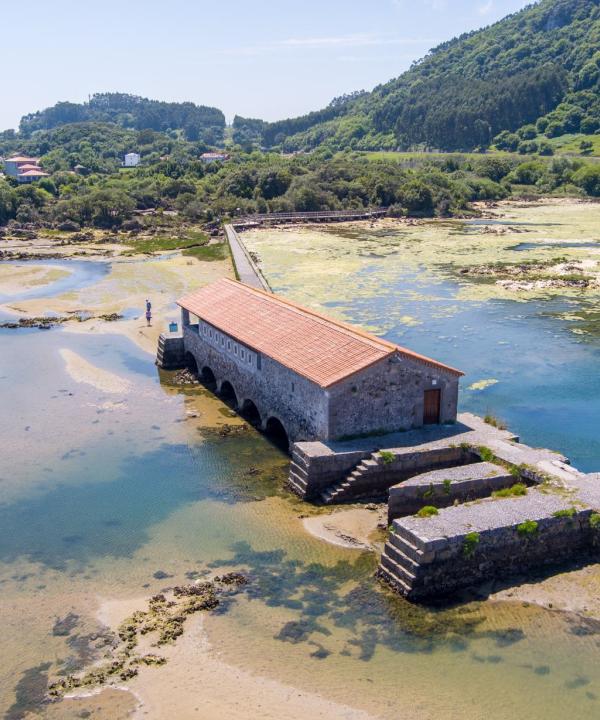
[[476, 446, 496, 463], [484, 414, 507, 430], [517, 519, 539, 537], [416, 505, 439, 518], [552, 508, 577, 519], [183, 243, 229, 261], [590, 513, 600, 530], [463, 532, 480, 557], [492, 483, 528, 498], [125, 229, 210, 254], [379, 450, 396, 465]]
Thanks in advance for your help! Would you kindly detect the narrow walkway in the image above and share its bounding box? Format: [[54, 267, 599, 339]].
[[224, 224, 271, 292]]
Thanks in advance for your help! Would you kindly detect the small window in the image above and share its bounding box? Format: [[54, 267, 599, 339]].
[[227, 340, 231, 350], [257, 355, 262, 370], [234, 345, 238, 355], [241, 349, 245, 359], [248, 354, 252, 365], [291, 382, 295, 392]]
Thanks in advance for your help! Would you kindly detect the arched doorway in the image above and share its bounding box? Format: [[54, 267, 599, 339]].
[[219, 380, 238, 408], [265, 416, 289, 452], [240, 399, 261, 427], [185, 352, 198, 376], [200, 366, 216, 389]]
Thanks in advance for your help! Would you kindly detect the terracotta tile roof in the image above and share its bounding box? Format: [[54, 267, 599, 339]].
[[17, 164, 41, 171], [6, 156, 38, 163], [18, 170, 49, 177], [178, 279, 462, 388]]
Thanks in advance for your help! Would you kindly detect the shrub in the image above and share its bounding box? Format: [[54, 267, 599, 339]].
[[552, 508, 577, 519], [484, 414, 506, 430], [379, 450, 395, 465], [589, 513, 600, 530], [442, 479, 452, 494], [517, 520, 538, 537], [493, 483, 528, 498], [416, 506, 439, 518], [477, 446, 495, 462], [463, 532, 480, 557]]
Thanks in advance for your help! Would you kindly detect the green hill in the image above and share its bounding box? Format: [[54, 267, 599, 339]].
[[262, 0, 600, 153], [18, 93, 226, 145]]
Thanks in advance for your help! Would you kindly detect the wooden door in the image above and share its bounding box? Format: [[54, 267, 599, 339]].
[[423, 389, 441, 425]]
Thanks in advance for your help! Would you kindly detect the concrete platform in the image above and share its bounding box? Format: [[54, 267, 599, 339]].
[[387, 461, 515, 519]]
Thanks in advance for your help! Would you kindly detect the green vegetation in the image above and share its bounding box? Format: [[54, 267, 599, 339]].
[[492, 483, 528, 498], [257, 0, 600, 155], [2, 126, 600, 232], [18, 92, 225, 143], [379, 450, 396, 465], [463, 532, 481, 557], [183, 243, 229, 261], [477, 446, 496, 463], [442, 479, 452, 494], [416, 506, 439, 518], [589, 512, 600, 530], [484, 414, 507, 430], [552, 508, 577, 519], [517, 520, 539, 537]]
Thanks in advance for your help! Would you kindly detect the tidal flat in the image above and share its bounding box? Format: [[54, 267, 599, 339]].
[[2, 207, 600, 719]]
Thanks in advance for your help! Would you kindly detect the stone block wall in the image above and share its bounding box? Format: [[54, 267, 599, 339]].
[[183, 324, 328, 443], [327, 353, 459, 439]]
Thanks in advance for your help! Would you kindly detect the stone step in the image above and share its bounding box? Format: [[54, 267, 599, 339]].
[[287, 478, 306, 497], [390, 522, 429, 552], [377, 565, 412, 597], [382, 541, 421, 573], [379, 553, 417, 586], [362, 458, 380, 469], [288, 469, 307, 492], [388, 531, 430, 563], [289, 463, 308, 481]]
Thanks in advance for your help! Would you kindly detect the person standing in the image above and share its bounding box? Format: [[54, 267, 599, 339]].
[[145, 298, 152, 326]]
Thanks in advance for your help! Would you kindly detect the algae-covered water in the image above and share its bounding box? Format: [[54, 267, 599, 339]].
[[243, 201, 600, 472], [2, 206, 600, 720]]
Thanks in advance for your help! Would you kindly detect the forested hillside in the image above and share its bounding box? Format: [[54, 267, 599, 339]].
[[262, 0, 600, 152], [18, 93, 226, 144]]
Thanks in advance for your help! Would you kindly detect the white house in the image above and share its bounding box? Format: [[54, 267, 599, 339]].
[[124, 152, 141, 167], [200, 152, 230, 164]]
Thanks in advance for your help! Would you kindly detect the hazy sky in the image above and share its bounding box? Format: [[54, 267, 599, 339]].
[[2, 0, 533, 130]]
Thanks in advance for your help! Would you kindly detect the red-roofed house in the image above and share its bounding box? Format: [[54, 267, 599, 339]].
[[3, 155, 49, 183], [175, 278, 462, 445]]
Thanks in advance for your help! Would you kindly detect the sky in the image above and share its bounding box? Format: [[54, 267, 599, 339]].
[[1, 0, 534, 131]]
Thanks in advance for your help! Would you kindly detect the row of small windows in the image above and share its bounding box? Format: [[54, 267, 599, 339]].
[[201, 322, 257, 367]]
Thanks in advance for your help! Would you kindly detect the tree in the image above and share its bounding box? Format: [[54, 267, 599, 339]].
[[574, 165, 600, 196]]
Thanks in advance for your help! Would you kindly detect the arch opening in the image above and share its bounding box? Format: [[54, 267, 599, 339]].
[[219, 380, 238, 408], [185, 352, 198, 376], [265, 416, 289, 453], [240, 399, 261, 427], [200, 366, 216, 389]]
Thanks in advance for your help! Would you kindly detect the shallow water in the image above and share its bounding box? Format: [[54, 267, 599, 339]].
[[2, 229, 600, 719]]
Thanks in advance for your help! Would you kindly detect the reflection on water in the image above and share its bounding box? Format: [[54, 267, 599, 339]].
[[2, 230, 600, 719], [0, 260, 110, 304]]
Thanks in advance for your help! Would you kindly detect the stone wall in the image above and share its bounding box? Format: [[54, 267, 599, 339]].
[[183, 323, 329, 443], [327, 353, 459, 439]]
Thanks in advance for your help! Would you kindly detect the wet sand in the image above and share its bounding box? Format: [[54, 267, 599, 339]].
[[302, 507, 386, 551], [93, 597, 378, 720]]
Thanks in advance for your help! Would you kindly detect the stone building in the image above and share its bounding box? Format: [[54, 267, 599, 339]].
[[177, 279, 462, 447]]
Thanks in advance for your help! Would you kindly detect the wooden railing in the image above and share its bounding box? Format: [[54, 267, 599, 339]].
[[234, 208, 387, 225]]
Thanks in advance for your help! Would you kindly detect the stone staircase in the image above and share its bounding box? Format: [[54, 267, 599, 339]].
[[378, 522, 433, 597], [320, 456, 383, 504], [156, 332, 185, 369], [287, 448, 311, 497]]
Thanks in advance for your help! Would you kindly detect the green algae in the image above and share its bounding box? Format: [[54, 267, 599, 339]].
[[242, 201, 600, 335]]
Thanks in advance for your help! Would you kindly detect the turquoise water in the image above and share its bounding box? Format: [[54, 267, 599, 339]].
[[327, 269, 600, 472], [2, 255, 600, 719]]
